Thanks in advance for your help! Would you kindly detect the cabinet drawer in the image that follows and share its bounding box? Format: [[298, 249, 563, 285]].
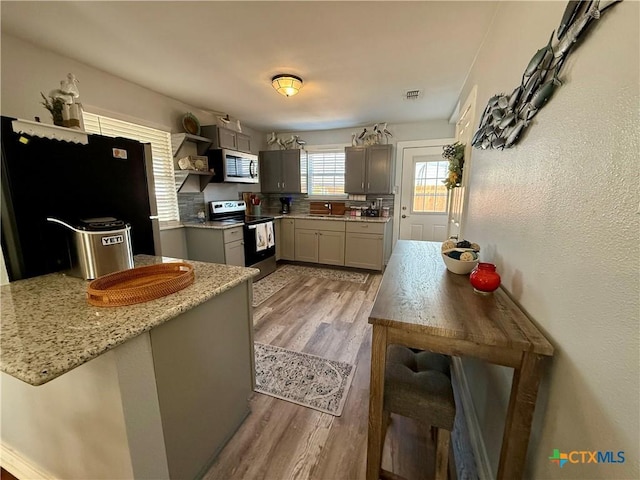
[[295, 219, 345, 232], [346, 221, 385, 235], [223, 227, 243, 243]]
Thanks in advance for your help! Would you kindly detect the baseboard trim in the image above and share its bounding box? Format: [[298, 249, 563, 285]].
[[1, 443, 56, 480], [451, 357, 493, 480]]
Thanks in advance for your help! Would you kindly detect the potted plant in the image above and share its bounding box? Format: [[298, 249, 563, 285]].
[[40, 92, 65, 126]]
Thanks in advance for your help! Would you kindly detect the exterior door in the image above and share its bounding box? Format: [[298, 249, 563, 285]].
[[398, 145, 451, 242], [447, 86, 477, 239]]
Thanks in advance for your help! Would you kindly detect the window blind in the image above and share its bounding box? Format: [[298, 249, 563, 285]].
[[83, 112, 180, 224], [307, 149, 346, 197]]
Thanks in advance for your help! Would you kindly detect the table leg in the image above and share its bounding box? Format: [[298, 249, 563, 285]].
[[497, 352, 545, 479], [366, 325, 388, 480]]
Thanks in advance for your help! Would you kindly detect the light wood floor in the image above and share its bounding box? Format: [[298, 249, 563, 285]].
[[203, 270, 438, 480]]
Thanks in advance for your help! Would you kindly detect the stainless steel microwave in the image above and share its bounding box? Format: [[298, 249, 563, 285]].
[[220, 149, 259, 183]]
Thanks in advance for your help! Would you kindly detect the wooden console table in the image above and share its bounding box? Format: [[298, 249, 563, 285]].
[[366, 240, 554, 479]]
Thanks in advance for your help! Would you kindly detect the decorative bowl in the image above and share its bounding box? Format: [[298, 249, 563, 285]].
[[441, 249, 479, 275]]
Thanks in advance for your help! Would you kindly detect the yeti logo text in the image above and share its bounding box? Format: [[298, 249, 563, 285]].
[[101, 235, 124, 246]]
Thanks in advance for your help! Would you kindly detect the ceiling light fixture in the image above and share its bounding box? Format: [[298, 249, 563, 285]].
[[271, 74, 303, 97]]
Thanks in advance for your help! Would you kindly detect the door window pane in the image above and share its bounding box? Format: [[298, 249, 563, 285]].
[[413, 160, 449, 213]]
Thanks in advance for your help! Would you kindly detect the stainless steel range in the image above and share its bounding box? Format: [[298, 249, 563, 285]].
[[209, 200, 276, 280]]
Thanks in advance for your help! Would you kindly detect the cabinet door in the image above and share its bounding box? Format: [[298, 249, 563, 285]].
[[345, 147, 366, 193], [318, 230, 345, 266], [280, 218, 296, 260], [218, 128, 237, 150], [184, 228, 226, 264], [274, 219, 281, 261], [224, 239, 245, 267], [280, 150, 301, 193], [294, 229, 318, 263], [366, 144, 393, 194], [259, 151, 282, 193], [345, 233, 383, 270], [236, 133, 251, 153]]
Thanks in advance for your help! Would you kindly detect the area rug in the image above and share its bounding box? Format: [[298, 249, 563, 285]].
[[252, 264, 369, 307], [254, 342, 356, 416]]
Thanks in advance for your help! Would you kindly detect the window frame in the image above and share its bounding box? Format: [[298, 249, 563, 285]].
[[304, 144, 349, 200]]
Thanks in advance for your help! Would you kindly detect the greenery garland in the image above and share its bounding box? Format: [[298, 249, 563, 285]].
[[442, 142, 465, 189]]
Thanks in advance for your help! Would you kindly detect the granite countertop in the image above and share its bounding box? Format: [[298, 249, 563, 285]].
[[182, 220, 243, 230], [285, 214, 392, 223], [0, 255, 259, 386], [183, 214, 391, 229]]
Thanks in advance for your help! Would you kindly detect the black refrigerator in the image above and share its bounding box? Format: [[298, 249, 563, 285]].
[[1, 115, 161, 281]]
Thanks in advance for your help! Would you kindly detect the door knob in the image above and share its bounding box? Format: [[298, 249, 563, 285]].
[[402, 214, 407, 218]]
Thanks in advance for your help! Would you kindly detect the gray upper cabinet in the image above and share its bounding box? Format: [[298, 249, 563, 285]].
[[345, 144, 393, 194], [201, 125, 252, 153], [344, 147, 367, 193], [259, 149, 303, 193]]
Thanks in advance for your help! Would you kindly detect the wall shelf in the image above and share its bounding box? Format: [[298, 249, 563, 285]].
[[171, 133, 213, 157], [12, 119, 88, 144]]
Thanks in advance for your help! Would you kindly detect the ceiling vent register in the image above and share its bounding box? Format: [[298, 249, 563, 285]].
[[404, 89, 422, 100]]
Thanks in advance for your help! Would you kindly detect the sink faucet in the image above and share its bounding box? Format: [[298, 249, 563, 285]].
[[324, 202, 332, 213]]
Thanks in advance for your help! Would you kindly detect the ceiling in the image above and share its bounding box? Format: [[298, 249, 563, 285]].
[[1, 1, 498, 132]]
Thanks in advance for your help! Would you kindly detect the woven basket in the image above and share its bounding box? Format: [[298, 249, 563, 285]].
[[87, 262, 195, 307]]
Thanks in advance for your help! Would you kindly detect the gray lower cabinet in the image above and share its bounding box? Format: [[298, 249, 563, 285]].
[[294, 219, 345, 266], [275, 218, 281, 260], [344, 221, 391, 270], [279, 217, 295, 260], [224, 239, 245, 266], [150, 282, 253, 479], [345, 233, 383, 270], [185, 226, 245, 266]]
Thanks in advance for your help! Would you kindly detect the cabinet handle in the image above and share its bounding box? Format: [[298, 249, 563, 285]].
[[277, 182, 281, 188], [361, 182, 364, 189], [282, 182, 285, 189], [368, 182, 370, 189]]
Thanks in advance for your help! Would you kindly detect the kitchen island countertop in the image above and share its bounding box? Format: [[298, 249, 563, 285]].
[[0, 255, 259, 386]]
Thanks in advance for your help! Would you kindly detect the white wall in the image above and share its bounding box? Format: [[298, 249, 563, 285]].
[[457, 2, 639, 478], [281, 120, 454, 148]]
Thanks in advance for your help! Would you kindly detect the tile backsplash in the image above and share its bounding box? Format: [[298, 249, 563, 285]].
[[178, 192, 205, 222], [178, 189, 394, 221]]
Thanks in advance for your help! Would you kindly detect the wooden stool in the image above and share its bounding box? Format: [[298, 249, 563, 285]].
[[381, 345, 456, 480]]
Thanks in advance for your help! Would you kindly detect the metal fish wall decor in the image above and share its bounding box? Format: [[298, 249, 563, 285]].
[[472, 0, 622, 150]]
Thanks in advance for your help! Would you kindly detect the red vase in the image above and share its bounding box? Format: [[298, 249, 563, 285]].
[[470, 263, 501, 295]]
